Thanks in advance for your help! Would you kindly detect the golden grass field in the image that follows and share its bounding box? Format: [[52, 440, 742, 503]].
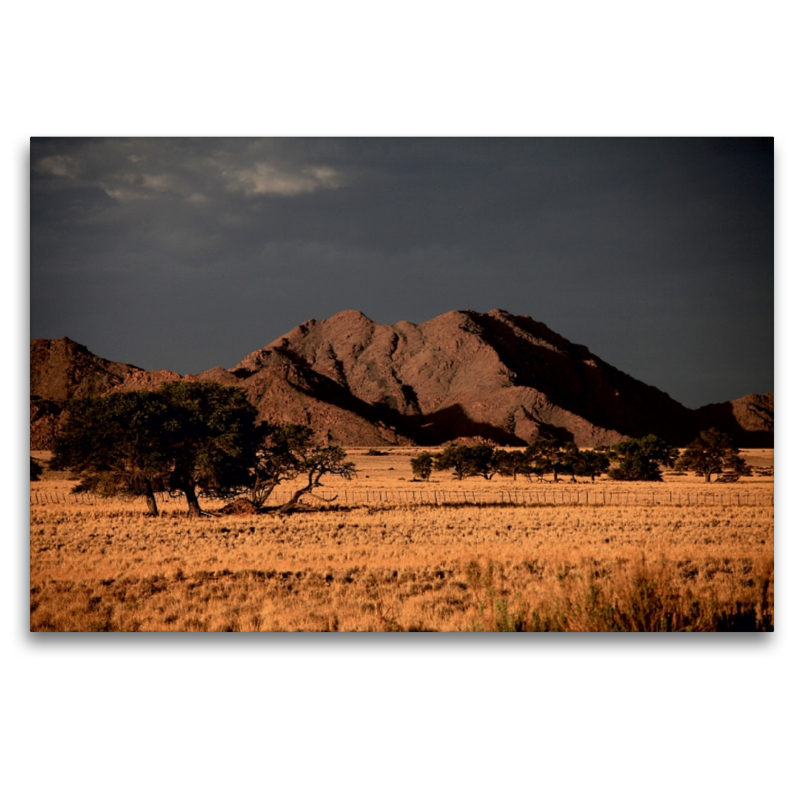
[[29, 448, 774, 632]]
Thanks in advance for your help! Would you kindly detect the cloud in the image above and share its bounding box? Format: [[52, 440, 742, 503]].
[[34, 155, 79, 178], [216, 160, 344, 196], [101, 171, 193, 203], [140, 173, 175, 192]]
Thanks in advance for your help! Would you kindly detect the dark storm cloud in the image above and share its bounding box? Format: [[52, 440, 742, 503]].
[[30, 137, 773, 408]]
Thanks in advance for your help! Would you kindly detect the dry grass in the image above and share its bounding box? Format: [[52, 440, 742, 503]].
[[29, 448, 774, 632]]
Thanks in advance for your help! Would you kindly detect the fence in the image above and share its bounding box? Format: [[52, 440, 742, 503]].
[[30, 487, 774, 509]]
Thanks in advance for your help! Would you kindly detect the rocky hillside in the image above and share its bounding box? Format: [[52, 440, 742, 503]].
[[30, 337, 180, 449], [695, 392, 774, 448], [30, 310, 773, 449]]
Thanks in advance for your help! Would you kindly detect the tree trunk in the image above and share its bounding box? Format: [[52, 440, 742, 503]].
[[278, 473, 315, 513], [183, 483, 202, 517], [144, 483, 159, 517]]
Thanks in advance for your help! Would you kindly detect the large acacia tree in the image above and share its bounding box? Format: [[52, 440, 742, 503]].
[[52, 382, 260, 517]]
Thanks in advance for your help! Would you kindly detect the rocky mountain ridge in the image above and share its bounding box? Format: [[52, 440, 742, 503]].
[[30, 309, 774, 450]]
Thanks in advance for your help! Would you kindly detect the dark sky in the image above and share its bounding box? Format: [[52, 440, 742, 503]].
[[30, 137, 773, 409]]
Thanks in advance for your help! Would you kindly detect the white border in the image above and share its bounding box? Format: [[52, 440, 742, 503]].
[[5, 3, 795, 797]]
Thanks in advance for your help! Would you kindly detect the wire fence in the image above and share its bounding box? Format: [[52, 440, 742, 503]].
[[30, 487, 774, 509]]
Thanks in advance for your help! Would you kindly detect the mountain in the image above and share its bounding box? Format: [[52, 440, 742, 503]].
[[29, 310, 773, 449], [30, 337, 181, 449], [694, 393, 774, 448]]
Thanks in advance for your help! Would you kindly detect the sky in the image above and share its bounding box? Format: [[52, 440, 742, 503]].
[[30, 137, 773, 409]]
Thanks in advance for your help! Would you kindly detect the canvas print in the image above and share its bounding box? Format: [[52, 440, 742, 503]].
[[29, 138, 774, 631]]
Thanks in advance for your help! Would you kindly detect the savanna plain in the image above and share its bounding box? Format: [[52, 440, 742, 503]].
[[29, 449, 774, 632]]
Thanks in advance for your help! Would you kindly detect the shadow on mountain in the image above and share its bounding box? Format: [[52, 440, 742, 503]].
[[477, 312, 698, 443], [397, 405, 528, 446], [692, 401, 774, 448]]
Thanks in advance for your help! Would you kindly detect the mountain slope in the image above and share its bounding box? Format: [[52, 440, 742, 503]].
[[29, 311, 773, 449], [30, 337, 181, 449], [240, 308, 695, 446]]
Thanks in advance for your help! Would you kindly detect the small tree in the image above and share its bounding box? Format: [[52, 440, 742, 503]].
[[249, 423, 356, 512], [557, 442, 580, 483], [433, 445, 473, 480], [525, 438, 569, 482], [410, 451, 434, 481], [675, 428, 752, 483], [249, 423, 310, 507], [30, 457, 43, 481], [465, 445, 501, 480], [495, 450, 532, 481], [572, 447, 610, 483], [607, 435, 678, 482]]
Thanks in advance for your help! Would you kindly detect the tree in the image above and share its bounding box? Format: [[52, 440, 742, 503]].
[[433, 445, 473, 480], [607, 435, 678, 482], [410, 451, 434, 481], [464, 445, 501, 480], [675, 428, 752, 482], [495, 449, 532, 481], [251, 424, 355, 512], [51, 390, 178, 515], [248, 422, 304, 506], [572, 447, 610, 483], [525, 438, 570, 482], [156, 382, 261, 516], [52, 382, 261, 517], [30, 457, 43, 481], [556, 442, 580, 482]]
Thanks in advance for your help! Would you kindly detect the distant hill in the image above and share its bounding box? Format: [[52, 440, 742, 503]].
[[29, 310, 773, 449]]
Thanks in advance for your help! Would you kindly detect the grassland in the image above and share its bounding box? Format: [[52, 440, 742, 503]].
[[29, 448, 774, 632]]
